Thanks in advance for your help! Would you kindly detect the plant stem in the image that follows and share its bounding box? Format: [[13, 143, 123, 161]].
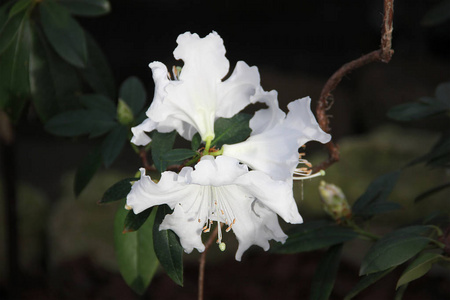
[[198, 224, 221, 300], [346, 219, 380, 241]]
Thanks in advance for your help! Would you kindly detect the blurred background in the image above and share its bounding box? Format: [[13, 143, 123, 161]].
[[1, 0, 449, 299]]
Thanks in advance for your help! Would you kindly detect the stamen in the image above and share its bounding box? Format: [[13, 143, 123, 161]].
[[124, 205, 132, 210], [219, 242, 226, 251], [294, 169, 326, 181]]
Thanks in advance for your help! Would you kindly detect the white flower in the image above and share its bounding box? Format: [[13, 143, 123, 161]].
[[222, 94, 331, 182], [131, 31, 262, 146], [126, 155, 302, 261]]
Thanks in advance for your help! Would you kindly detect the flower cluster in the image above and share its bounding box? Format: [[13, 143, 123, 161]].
[[126, 31, 331, 261]]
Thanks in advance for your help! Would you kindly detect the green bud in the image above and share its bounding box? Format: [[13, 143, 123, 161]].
[[117, 99, 134, 126], [318, 181, 351, 221]]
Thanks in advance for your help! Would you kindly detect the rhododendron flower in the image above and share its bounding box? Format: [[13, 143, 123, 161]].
[[131, 31, 261, 145], [126, 155, 302, 261], [222, 95, 331, 182]]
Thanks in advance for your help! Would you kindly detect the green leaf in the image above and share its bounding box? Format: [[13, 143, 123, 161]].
[[8, 0, 32, 17], [151, 131, 177, 173], [396, 252, 443, 289], [39, 0, 87, 68], [0, 7, 26, 55], [344, 267, 395, 300], [160, 148, 197, 164], [100, 177, 138, 204], [352, 171, 401, 218], [436, 82, 450, 104], [101, 125, 128, 167], [80, 31, 115, 99], [0, 2, 14, 30], [0, 10, 31, 122], [114, 202, 159, 295], [191, 133, 201, 150], [421, 0, 450, 26], [415, 182, 450, 203], [74, 147, 102, 197], [153, 205, 183, 286], [45, 109, 116, 137], [271, 220, 358, 254], [29, 24, 83, 120], [211, 113, 252, 148], [409, 132, 450, 168], [119, 76, 146, 115], [59, 0, 111, 17], [79, 94, 116, 116], [123, 208, 152, 233], [360, 226, 433, 275], [310, 244, 342, 300], [387, 99, 449, 121]]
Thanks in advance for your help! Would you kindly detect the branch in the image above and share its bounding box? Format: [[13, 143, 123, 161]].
[[312, 0, 394, 173], [198, 224, 221, 300]]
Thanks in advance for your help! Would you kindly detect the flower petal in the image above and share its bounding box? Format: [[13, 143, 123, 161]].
[[130, 118, 156, 146], [223, 97, 331, 181]]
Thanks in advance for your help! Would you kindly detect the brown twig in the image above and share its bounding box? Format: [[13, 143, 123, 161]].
[[312, 0, 394, 173], [198, 224, 221, 300], [139, 148, 182, 172]]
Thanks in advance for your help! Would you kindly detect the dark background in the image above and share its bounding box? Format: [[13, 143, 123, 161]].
[[2, 0, 450, 299]]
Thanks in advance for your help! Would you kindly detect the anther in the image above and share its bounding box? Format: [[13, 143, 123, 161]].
[[125, 205, 132, 210]]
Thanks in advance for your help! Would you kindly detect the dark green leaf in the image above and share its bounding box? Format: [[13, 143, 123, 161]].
[[310, 244, 342, 300], [153, 205, 183, 286], [0, 2, 14, 30], [352, 171, 401, 218], [29, 24, 83, 120], [421, 0, 450, 26], [39, 0, 87, 67], [101, 125, 128, 167], [100, 177, 139, 204], [394, 283, 408, 300], [124, 208, 152, 233], [114, 202, 158, 295], [80, 31, 115, 99], [45, 109, 115, 137], [396, 252, 443, 289], [0, 10, 31, 122], [160, 148, 197, 164], [436, 82, 450, 104], [151, 131, 177, 173], [271, 220, 358, 254], [191, 133, 201, 150], [344, 267, 395, 300], [74, 147, 102, 197], [0, 7, 26, 55], [409, 132, 450, 168], [211, 113, 252, 148], [8, 0, 32, 17], [79, 94, 116, 116], [360, 226, 433, 275], [119, 76, 146, 115], [59, 0, 111, 17], [387, 99, 448, 121], [415, 182, 450, 203]]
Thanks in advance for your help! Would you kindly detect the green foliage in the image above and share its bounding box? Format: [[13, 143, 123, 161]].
[[344, 268, 395, 300], [151, 131, 178, 173], [59, 0, 111, 17], [396, 252, 445, 289], [119, 76, 146, 116], [124, 208, 153, 233], [160, 149, 198, 165], [352, 171, 401, 219], [39, 0, 87, 68], [74, 147, 102, 197], [211, 113, 252, 148], [100, 177, 138, 204], [153, 205, 184, 286], [310, 244, 342, 300], [114, 202, 159, 295], [272, 220, 358, 254], [360, 226, 435, 275]]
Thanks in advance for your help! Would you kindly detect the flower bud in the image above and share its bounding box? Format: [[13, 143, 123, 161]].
[[318, 181, 351, 221], [117, 99, 134, 126]]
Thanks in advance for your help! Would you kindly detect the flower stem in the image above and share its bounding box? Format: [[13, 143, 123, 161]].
[[345, 219, 380, 241], [198, 224, 222, 300], [203, 137, 213, 154]]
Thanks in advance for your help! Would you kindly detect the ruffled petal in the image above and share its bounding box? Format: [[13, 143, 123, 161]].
[[249, 89, 285, 135], [216, 61, 260, 118], [130, 118, 156, 146], [126, 168, 194, 214], [223, 97, 331, 181], [234, 201, 287, 261], [160, 204, 206, 254]]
